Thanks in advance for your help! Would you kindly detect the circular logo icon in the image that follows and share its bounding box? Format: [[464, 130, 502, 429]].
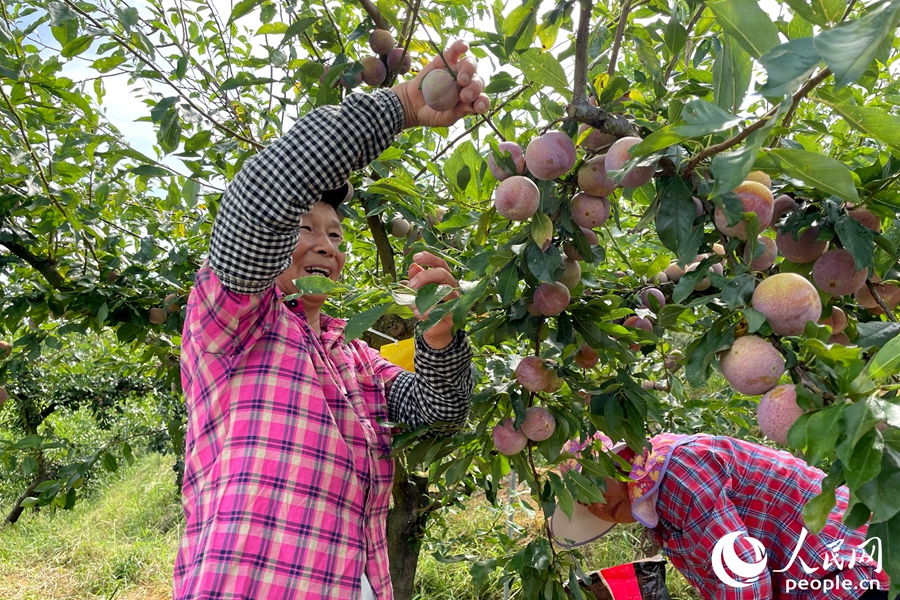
[[712, 531, 768, 588]]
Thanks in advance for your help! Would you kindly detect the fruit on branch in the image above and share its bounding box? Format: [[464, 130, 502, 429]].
[[686, 261, 723, 291], [149, 308, 168, 325], [665, 350, 683, 372], [386, 47, 412, 74], [342, 71, 362, 89], [369, 29, 395, 55], [623, 315, 653, 332], [757, 385, 802, 445], [516, 356, 550, 392], [525, 131, 576, 181], [605, 136, 656, 188], [494, 175, 540, 221], [775, 225, 828, 264], [577, 124, 616, 151], [752, 273, 822, 336], [574, 344, 599, 369], [577, 155, 617, 196], [770, 195, 798, 228], [0, 341, 10, 358], [830, 332, 852, 345], [712, 181, 774, 240], [847, 206, 881, 232], [390, 215, 410, 237], [545, 370, 564, 393], [492, 418, 528, 455], [558, 256, 582, 290], [521, 406, 556, 441], [640, 287, 665, 309], [712, 243, 726, 256], [856, 283, 900, 312], [693, 197, 704, 217], [421, 70, 460, 112], [651, 271, 669, 284], [819, 306, 848, 335], [812, 249, 867, 296], [663, 263, 685, 283], [719, 335, 785, 395], [533, 282, 571, 316], [488, 141, 526, 181], [743, 236, 777, 271], [107, 270, 119, 283], [745, 171, 772, 189], [360, 56, 386, 86], [164, 294, 182, 313], [427, 206, 447, 226], [641, 380, 655, 390], [570, 193, 610, 229]]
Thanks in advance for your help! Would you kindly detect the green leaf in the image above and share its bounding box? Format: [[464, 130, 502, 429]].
[[292, 275, 342, 296], [713, 34, 752, 114], [470, 559, 498, 590], [102, 452, 118, 473], [845, 429, 884, 490], [802, 486, 836, 533], [685, 317, 736, 387], [519, 48, 569, 98], [497, 265, 518, 304], [707, 0, 782, 59], [228, 0, 261, 24], [858, 445, 900, 522], [835, 213, 875, 270], [856, 322, 900, 350], [415, 283, 453, 316], [817, 90, 900, 150], [865, 517, 900, 595], [532, 211, 553, 248], [183, 179, 199, 209], [130, 165, 170, 178], [61, 34, 94, 58], [868, 334, 900, 380], [805, 403, 845, 465], [525, 243, 562, 283], [563, 469, 606, 504], [157, 108, 181, 154], [220, 73, 277, 91], [813, 1, 900, 89], [767, 148, 859, 203], [92, 55, 126, 74], [656, 177, 701, 265], [184, 130, 213, 153], [785, 0, 844, 26], [96, 302, 108, 327], [282, 17, 319, 46], [256, 22, 288, 35], [343, 303, 391, 341], [633, 100, 742, 155], [758, 38, 821, 98]]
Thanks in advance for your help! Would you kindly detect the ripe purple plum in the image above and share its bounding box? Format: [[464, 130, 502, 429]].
[[570, 193, 610, 229], [360, 56, 386, 86], [558, 256, 582, 290], [812, 249, 867, 296], [770, 195, 798, 228], [149, 308, 168, 325], [387, 47, 412, 74], [489, 141, 526, 181], [492, 418, 528, 455], [605, 136, 656, 188], [743, 236, 778, 271], [525, 131, 577, 181], [752, 273, 822, 336], [640, 288, 666, 310], [775, 225, 828, 264], [369, 29, 395, 55], [819, 306, 848, 335], [848, 206, 881, 232], [713, 181, 775, 240], [745, 171, 772, 189], [577, 155, 617, 196], [693, 197, 704, 217], [664, 263, 685, 283], [564, 228, 599, 261], [516, 356, 550, 392], [830, 332, 852, 346], [757, 385, 803, 445], [494, 176, 540, 221], [574, 344, 599, 369], [577, 124, 616, 150], [533, 282, 571, 316], [720, 335, 785, 395], [521, 407, 556, 441], [623, 316, 653, 331], [421, 70, 460, 112]]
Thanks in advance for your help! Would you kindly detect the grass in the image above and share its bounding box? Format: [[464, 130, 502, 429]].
[[0, 455, 700, 600]]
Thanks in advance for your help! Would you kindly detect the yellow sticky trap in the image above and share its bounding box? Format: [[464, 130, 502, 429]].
[[380, 338, 415, 372]]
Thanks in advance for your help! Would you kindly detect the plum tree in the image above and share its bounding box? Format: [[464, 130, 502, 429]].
[[421, 70, 460, 112], [775, 225, 828, 263], [494, 176, 540, 221], [770, 195, 798, 228], [521, 407, 556, 441], [848, 206, 882, 232], [488, 141, 526, 181], [605, 137, 656, 188], [752, 273, 822, 336], [640, 288, 665, 310], [719, 336, 785, 395], [570, 193, 610, 229], [574, 344, 599, 369], [533, 282, 571, 316], [820, 306, 848, 334], [743, 236, 777, 270], [525, 131, 576, 180], [386, 48, 412, 74], [369, 29, 395, 55], [577, 124, 616, 150], [757, 385, 803, 445], [360, 57, 386, 86], [812, 249, 867, 296], [713, 181, 775, 240], [515, 356, 550, 392], [577, 155, 617, 196], [492, 419, 528, 455], [557, 257, 582, 290]]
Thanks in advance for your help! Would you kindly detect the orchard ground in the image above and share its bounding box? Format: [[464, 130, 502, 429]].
[[0, 453, 700, 600]]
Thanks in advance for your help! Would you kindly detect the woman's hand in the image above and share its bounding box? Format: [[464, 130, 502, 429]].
[[391, 40, 490, 129], [406, 251, 460, 349]]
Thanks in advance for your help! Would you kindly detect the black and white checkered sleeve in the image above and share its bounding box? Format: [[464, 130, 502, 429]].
[[208, 89, 406, 294], [387, 330, 473, 432]]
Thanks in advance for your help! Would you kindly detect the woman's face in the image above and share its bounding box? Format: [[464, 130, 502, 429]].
[[586, 477, 637, 524], [275, 201, 347, 302]]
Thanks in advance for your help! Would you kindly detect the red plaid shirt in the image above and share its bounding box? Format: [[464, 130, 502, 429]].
[[651, 435, 889, 599]]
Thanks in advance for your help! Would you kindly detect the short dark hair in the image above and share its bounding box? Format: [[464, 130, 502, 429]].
[[320, 183, 352, 210]]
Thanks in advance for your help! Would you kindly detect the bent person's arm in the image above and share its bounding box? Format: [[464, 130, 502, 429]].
[[208, 90, 404, 293], [386, 331, 473, 432]]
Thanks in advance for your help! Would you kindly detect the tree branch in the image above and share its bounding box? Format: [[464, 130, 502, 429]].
[[780, 68, 831, 131], [867, 280, 898, 323], [572, 0, 593, 105], [366, 213, 397, 281], [607, 0, 631, 77], [359, 0, 389, 30], [565, 101, 639, 137], [0, 234, 70, 290]]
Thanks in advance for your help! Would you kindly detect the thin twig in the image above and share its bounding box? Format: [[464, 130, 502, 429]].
[[358, 0, 389, 29], [867, 280, 898, 323], [321, 0, 346, 54], [573, 0, 593, 105], [607, 0, 631, 77], [662, 6, 704, 84]]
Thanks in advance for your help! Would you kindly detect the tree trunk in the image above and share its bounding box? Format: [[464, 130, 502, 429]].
[[386, 460, 433, 600], [4, 454, 50, 525]]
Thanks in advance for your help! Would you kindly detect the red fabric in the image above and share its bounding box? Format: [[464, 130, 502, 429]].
[[599, 562, 644, 600]]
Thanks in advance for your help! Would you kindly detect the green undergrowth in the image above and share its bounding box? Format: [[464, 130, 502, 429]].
[[0, 453, 699, 599]]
